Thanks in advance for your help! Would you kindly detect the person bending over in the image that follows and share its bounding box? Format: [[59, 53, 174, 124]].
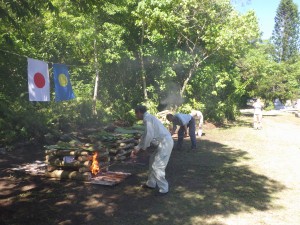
[[190, 109, 204, 136], [166, 113, 197, 151], [131, 105, 174, 195]]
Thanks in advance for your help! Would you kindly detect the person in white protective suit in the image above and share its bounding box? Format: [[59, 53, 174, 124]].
[[253, 98, 264, 129], [131, 105, 174, 195], [190, 110, 204, 136]]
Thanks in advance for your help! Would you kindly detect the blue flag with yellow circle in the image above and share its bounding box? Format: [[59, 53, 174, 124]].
[[53, 64, 75, 102]]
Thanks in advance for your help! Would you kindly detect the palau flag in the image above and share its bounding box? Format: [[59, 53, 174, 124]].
[[53, 64, 75, 102], [28, 58, 50, 101]]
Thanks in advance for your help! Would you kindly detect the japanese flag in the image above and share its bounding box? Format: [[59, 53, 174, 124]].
[[28, 58, 50, 101]]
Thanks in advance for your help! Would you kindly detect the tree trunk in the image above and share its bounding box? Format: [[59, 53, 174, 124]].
[[140, 20, 148, 101], [180, 52, 212, 97], [180, 67, 196, 97], [93, 38, 100, 115]]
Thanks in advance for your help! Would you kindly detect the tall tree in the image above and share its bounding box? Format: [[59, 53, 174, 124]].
[[134, 0, 259, 100], [271, 0, 300, 62]]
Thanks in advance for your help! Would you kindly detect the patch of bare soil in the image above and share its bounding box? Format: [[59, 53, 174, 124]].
[[203, 122, 217, 130], [1, 112, 300, 225]]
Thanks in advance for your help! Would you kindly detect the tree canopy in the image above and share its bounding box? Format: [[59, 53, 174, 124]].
[[0, 0, 299, 146], [271, 0, 300, 62]]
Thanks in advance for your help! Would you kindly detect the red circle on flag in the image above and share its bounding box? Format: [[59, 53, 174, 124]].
[[34, 72, 45, 88]]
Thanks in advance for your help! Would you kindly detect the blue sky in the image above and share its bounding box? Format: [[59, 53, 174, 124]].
[[232, 0, 300, 40]]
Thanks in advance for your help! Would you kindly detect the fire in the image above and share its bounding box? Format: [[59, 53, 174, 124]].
[[90, 152, 100, 175]]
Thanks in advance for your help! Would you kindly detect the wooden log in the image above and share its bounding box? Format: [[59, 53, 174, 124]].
[[119, 140, 138, 149], [44, 145, 80, 150], [119, 143, 126, 147], [45, 170, 92, 181], [48, 158, 92, 167], [77, 155, 92, 161], [78, 167, 91, 173], [48, 165, 90, 171], [114, 149, 133, 160], [47, 165, 57, 172], [77, 153, 109, 162], [78, 162, 110, 173], [116, 138, 136, 144], [114, 155, 127, 161], [45, 155, 59, 162], [104, 143, 118, 148], [100, 156, 110, 162], [109, 148, 120, 154], [94, 149, 109, 154], [119, 140, 138, 147], [91, 155, 110, 162], [118, 143, 135, 150], [45, 149, 90, 156], [134, 133, 142, 139], [81, 127, 102, 135]]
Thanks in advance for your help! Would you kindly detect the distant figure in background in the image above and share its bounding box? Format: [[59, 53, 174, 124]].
[[190, 110, 204, 136], [253, 98, 264, 129], [166, 113, 197, 151]]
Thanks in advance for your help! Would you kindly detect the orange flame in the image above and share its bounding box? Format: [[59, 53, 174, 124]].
[[90, 152, 100, 175]]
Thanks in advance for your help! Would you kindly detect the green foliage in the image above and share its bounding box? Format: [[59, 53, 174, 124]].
[[103, 99, 136, 125], [0, 101, 49, 144], [2, 0, 299, 146], [178, 100, 205, 114], [238, 42, 300, 103], [144, 100, 158, 115], [264, 103, 275, 111], [271, 0, 300, 62]]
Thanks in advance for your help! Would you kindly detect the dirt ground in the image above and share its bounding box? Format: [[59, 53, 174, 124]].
[[1, 111, 300, 225]]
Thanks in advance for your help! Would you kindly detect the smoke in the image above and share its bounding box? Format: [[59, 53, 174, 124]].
[[160, 82, 184, 110]]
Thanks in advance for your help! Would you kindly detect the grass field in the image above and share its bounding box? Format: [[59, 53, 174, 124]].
[[1, 112, 300, 225]]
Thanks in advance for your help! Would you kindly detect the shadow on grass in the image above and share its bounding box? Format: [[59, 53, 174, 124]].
[[0, 139, 285, 225]]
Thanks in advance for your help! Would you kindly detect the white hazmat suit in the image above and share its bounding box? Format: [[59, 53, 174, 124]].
[[190, 110, 204, 136], [136, 112, 174, 193]]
